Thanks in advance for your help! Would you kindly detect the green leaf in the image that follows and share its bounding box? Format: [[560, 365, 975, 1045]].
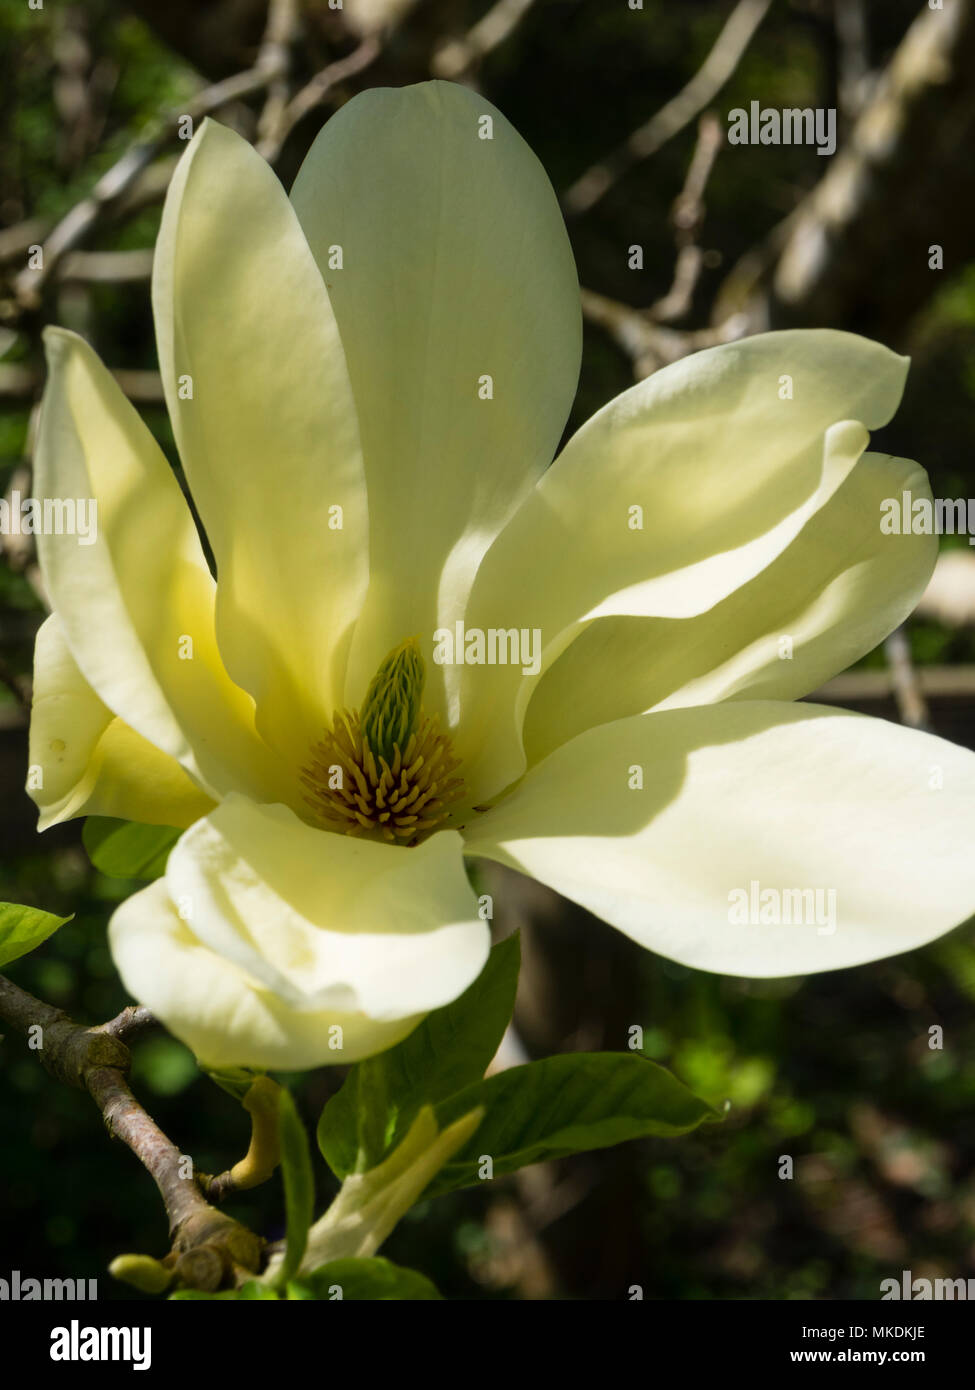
[[426, 1052, 719, 1197], [318, 933, 520, 1178], [276, 1089, 315, 1287], [170, 1281, 279, 1301], [240, 1282, 281, 1300], [353, 1054, 390, 1173], [0, 902, 72, 969], [82, 817, 182, 879], [288, 1257, 441, 1301]]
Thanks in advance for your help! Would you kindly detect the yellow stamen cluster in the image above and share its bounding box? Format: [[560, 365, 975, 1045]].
[[300, 709, 464, 843]]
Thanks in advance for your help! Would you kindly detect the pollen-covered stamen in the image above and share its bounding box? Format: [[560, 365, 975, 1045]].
[[301, 710, 464, 842], [300, 638, 465, 844]]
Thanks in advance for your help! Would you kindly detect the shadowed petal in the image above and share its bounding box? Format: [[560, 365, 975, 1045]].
[[464, 701, 975, 976]]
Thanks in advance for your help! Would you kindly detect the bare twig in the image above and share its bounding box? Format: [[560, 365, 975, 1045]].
[[96, 1003, 157, 1043], [254, 0, 301, 155], [432, 0, 540, 80], [724, 0, 975, 336], [57, 248, 154, 284], [1, 462, 39, 576], [1, 428, 49, 617], [916, 550, 975, 629], [0, 655, 31, 714], [563, 0, 774, 216], [345, 0, 423, 39], [0, 975, 263, 1289], [53, 6, 95, 176], [256, 0, 301, 75], [256, 36, 382, 162], [813, 665, 975, 704], [883, 624, 931, 731], [0, 165, 175, 275], [835, 0, 872, 122], [581, 286, 747, 379], [0, 218, 50, 266], [0, 362, 162, 403], [9, 0, 298, 312], [650, 112, 723, 323], [0, 363, 36, 401]]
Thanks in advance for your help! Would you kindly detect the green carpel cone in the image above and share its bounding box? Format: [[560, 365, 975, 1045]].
[[360, 638, 425, 766]]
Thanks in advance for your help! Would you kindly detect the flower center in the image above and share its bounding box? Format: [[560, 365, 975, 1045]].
[[300, 638, 464, 844]]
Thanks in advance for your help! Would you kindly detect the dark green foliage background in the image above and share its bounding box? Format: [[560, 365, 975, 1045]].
[[2, 0, 975, 1300]]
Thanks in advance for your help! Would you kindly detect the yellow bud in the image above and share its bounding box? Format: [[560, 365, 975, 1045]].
[[108, 1253, 173, 1294]]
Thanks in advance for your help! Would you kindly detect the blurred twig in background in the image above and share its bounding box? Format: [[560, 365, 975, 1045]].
[[564, 0, 775, 216]]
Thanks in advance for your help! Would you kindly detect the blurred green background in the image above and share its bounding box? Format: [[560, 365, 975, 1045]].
[[3, 0, 975, 1300]]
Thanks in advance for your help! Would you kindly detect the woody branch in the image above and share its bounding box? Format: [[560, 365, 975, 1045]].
[[0, 972, 264, 1291]]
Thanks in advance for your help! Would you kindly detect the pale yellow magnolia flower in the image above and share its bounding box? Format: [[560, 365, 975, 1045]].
[[28, 82, 975, 1070]]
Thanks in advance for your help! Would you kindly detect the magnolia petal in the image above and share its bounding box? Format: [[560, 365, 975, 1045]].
[[457, 325, 904, 801], [34, 328, 284, 804], [523, 451, 936, 763], [109, 796, 490, 1069], [153, 119, 368, 768], [109, 884, 420, 1071], [290, 82, 581, 708], [28, 615, 214, 831], [463, 701, 975, 977]]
